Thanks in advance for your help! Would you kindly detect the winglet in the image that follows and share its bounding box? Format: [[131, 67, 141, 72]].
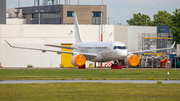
[[171, 41, 176, 48], [5, 40, 14, 48]]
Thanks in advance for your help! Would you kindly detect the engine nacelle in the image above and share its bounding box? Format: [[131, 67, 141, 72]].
[[124, 54, 140, 67], [71, 54, 86, 66]]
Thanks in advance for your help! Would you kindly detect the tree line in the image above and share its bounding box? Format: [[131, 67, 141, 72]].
[[126, 9, 180, 44]]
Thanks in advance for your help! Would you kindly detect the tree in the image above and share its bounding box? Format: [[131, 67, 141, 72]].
[[170, 9, 180, 44], [126, 10, 180, 43], [152, 11, 172, 26], [126, 13, 152, 26]]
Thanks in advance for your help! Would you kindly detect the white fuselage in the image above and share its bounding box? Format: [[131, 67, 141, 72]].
[[72, 41, 128, 62]]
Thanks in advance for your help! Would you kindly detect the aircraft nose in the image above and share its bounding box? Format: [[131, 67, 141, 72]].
[[119, 50, 128, 59]]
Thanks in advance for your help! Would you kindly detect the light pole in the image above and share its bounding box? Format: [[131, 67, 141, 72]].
[[101, 0, 103, 68], [114, 19, 117, 25], [30, 18, 33, 24], [18, 0, 20, 7], [108, 18, 110, 25], [101, 0, 103, 42], [35, 10, 44, 24], [146, 18, 149, 26]]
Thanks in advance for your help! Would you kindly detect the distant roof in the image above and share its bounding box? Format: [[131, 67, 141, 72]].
[[175, 55, 180, 58]]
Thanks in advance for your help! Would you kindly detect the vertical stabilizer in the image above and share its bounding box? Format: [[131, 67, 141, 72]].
[[74, 13, 83, 43]]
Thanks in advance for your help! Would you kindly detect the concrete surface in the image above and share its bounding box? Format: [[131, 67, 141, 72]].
[[1, 80, 180, 84]]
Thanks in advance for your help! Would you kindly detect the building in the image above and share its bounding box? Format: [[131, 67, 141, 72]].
[[114, 25, 157, 52], [17, 5, 107, 25], [6, 9, 23, 19], [6, 9, 27, 25], [0, 0, 6, 24]]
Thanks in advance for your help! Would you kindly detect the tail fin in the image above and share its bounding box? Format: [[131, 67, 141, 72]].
[[74, 13, 83, 43]]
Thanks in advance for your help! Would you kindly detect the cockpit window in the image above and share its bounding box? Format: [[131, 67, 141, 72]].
[[122, 46, 127, 49], [118, 46, 122, 49], [113, 46, 127, 49], [113, 46, 117, 49]]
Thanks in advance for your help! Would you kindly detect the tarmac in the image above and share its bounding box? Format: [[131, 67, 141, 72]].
[[1, 80, 180, 84]]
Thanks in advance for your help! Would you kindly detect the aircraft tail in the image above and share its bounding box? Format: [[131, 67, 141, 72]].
[[74, 13, 83, 43]]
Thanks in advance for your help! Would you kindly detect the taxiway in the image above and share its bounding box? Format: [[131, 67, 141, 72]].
[[1, 80, 180, 84]]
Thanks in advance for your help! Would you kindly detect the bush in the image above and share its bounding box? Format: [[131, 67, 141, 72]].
[[27, 64, 33, 68], [146, 77, 155, 80], [88, 77, 94, 80], [157, 81, 163, 84]]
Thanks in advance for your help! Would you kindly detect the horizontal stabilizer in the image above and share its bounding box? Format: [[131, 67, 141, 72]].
[[44, 44, 74, 49]]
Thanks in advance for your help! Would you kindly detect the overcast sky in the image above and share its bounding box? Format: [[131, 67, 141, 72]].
[[7, 0, 180, 25]]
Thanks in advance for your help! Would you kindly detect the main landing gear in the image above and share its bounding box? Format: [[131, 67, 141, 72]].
[[111, 60, 122, 69], [78, 64, 86, 69]]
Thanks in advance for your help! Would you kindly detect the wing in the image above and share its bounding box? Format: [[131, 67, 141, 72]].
[[44, 44, 74, 49], [130, 41, 176, 54], [5, 40, 73, 55], [80, 53, 97, 59], [5, 40, 97, 59]]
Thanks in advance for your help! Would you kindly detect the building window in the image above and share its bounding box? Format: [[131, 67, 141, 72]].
[[92, 11, 102, 25], [67, 11, 74, 17], [32, 13, 38, 18], [92, 11, 102, 17], [32, 12, 61, 19]]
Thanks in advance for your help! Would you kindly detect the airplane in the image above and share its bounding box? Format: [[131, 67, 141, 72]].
[[5, 13, 175, 68]]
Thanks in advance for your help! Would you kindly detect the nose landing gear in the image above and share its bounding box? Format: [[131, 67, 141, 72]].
[[111, 60, 122, 69]]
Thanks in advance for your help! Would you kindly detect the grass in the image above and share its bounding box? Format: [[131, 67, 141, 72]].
[[0, 69, 180, 80], [0, 69, 180, 101], [0, 83, 180, 101]]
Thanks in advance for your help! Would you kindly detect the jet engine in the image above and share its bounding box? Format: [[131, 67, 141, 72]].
[[71, 54, 86, 66], [124, 54, 140, 67]]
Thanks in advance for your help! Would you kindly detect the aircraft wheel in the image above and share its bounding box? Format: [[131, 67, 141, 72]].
[[78, 64, 86, 69]]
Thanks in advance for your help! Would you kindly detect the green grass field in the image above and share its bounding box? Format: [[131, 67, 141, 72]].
[[0, 83, 180, 101], [0, 69, 180, 80], [0, 69, 180, 101]]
